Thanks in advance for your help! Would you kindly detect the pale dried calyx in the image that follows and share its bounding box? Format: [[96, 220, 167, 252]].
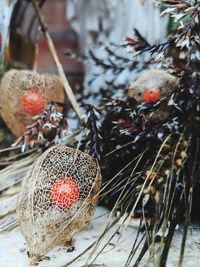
[[0, 69, 65, 136], [17, 144, 101, 263], [128, 69, 179, 102]]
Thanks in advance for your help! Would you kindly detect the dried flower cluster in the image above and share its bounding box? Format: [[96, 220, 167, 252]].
[[12, 102, 69, 151], [125, 1, 200, 67], [157, 0, 200, 63]]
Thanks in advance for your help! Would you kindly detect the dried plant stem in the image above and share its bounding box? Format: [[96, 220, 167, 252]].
[[31, 0, 82, 124], [33, 31, 40, 71]]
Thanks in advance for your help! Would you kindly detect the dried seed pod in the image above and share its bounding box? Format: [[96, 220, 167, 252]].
[[0, 69, 65, 136], [16, 144, 101, 261], [128, 69, 179, 123], [128, 70, 179, 102]]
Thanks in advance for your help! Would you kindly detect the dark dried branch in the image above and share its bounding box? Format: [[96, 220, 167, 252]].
[[84, 105, 102, 161]]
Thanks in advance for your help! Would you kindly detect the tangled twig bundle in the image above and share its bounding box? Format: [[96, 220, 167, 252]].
[[0, 69, 65, 136], [17, 144, 101, 261]]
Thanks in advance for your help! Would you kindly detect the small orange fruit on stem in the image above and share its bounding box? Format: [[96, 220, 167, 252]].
[[21, 90, 47, 116], [143, 89, 161, 104], [50, 178, 79, 210]]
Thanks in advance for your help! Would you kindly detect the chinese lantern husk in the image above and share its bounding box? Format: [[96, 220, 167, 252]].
[[16, 144, 101, 260], [0, 69, 65, 136]]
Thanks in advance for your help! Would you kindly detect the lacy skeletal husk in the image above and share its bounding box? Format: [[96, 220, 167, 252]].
[[17, 144, 101, 258], [0, 69, 65, 136]]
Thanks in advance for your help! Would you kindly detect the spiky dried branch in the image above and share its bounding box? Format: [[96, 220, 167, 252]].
[[12, 102, 69, 151], [84, 105, 102, 160]]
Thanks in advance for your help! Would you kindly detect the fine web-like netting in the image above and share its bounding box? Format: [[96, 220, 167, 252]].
[[17, 144, 101, 259], [0, 69, 65, 136]]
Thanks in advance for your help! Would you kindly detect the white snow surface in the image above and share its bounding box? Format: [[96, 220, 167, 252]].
[[1, 206, 200, 267]]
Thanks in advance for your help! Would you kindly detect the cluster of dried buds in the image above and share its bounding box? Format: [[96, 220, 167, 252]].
[[12, 102, 69, 151], [124, 0, 200, 64], [156, 0, 200, 58]]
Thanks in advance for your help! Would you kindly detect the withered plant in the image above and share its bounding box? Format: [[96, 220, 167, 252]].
[[72, 1, 200, 266], [1, 1, 200, 266]]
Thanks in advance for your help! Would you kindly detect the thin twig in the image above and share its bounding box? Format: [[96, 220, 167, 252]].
[[31, 0, 83, 124]]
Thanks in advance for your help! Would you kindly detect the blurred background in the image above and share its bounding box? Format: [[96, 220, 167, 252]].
[[0, 0, 169, 93]]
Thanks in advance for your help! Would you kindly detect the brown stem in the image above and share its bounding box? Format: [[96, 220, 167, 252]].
[[31, 0, 83, 124]]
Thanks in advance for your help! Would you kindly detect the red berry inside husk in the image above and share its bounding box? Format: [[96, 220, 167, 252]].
[[21, 91, 47, 115], [143, 89, 161, 104], [50, 178, 79, 210]]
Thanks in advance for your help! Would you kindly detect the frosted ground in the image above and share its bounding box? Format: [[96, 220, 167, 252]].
[[0, 206, 200, 267]]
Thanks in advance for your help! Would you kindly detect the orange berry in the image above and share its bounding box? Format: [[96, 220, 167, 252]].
[[21, 91, 47, 115], [50, 178, 79, 210], [143, 89, 161, 104]]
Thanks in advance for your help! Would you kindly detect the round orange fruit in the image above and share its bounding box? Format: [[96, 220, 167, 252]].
[[143, 89, 161, 104], [50, 178, 79, 210], [21, 91, 47, 116]]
